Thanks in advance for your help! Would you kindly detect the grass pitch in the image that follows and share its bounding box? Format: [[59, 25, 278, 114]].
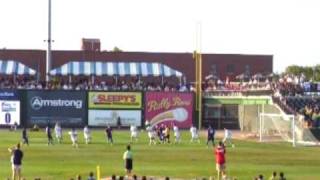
[[0, 129, 320, 180]]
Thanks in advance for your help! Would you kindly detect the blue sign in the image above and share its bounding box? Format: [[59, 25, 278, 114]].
[[0, 90, 19, 100]]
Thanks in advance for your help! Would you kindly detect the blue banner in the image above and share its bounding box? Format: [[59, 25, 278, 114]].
[[0, 90, 19, 100]]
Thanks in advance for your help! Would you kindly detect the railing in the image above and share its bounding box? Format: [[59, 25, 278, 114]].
[[203, 89, 273, 97]]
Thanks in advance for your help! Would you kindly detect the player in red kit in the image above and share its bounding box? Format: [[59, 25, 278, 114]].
[[215, 141, 226, 180]]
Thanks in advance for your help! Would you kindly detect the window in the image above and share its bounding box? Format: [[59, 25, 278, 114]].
[[245, 65, 251, 75], [210, 64, 218, 75], [226, 64, 235, 74]]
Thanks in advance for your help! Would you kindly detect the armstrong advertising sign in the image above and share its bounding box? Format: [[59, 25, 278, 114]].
[[25, 90, 86, 127], [88, 92, 142, 109], [145, 92, 194, 128]]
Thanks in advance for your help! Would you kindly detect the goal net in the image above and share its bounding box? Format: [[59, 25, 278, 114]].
[[259, 113, 320, 147]]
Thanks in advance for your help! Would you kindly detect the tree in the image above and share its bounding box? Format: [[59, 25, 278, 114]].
[[112, 46, 123, 52], [284, 64, 320, 82], [285, 65, 303, 76]]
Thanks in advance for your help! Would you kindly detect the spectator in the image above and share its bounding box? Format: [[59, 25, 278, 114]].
[[132, 174, 138, 180], [269, 171, 277, 180], [87, 172, 95, 180], [111, 174, 116, 180], [257, 174, 264, 180], [8, 143, 24, 180], [141, 176, 147, 180], [279, 172, 286, 180], [76, 175, 81, 180]]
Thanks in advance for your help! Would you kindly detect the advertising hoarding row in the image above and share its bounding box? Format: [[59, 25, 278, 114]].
[[3, 90, 194, 128]]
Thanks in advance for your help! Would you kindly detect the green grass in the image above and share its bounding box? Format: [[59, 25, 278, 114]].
[[0, 129, 320, 180]]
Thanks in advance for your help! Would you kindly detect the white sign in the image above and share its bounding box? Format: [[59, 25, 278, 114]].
[[30, 96, 83, 110], [0, 101, 20, 125], [89, 110, 141, 127]]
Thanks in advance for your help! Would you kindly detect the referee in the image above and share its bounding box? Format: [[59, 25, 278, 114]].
[[123, 145, 133, 176]]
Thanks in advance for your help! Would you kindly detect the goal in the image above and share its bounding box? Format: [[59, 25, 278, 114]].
[[259, 113, 320, 147]]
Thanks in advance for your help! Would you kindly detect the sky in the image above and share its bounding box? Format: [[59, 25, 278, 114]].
[[0, 0, 319, 73]]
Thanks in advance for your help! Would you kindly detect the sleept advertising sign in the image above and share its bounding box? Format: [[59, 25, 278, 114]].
[[145, 92, 194, 128], [88, 92, 142, 109]]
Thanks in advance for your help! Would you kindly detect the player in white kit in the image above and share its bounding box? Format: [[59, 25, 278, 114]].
[[68, 128, 78, 148], [223, 128, 234, 147], [190, 125, 200, 143], [54, 122, 63, 144], [83, 126, 91, 144], [146, 126, 156, 145], [130, 125, 139, 142], [173, 124, 181, 144]]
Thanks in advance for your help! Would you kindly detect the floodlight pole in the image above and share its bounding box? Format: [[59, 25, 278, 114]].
[[46, 0, 52, 81]]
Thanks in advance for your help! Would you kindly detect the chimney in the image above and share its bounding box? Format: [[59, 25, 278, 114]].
[[81, 38, 101, 51]]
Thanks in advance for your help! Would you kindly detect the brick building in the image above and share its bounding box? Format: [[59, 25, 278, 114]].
[[0, 49, 273, 82]]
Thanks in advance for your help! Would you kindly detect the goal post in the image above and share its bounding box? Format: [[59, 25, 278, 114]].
[[259, 113, 320, 146], [259, 113, 296, 147]]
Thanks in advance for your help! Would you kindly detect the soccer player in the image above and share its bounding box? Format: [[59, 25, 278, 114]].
[[130, 125, 139, 142], [215, 141, 226, 180], [68, 128, 78, 148], [158, 124, 165, 143], [22, 127, 29, 146], [164, 125, 171, 143], [173, 124, 181, 144], [8, 143, 23, 180], [46, 125, 54, 145], [223, 128, 234, 147], [190, 125, 200, 143], [105, 126, 113, 144], [146, 126, 156, 145], [207, 125, 215, 147], [54, 122, 63, 144], [83, 126, 91, 144]]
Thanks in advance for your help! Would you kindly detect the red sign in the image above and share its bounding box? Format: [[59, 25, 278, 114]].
[[145, 92, 193, 128]]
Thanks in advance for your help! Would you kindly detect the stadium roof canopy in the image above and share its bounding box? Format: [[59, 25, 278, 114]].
[[49, 61, 183, 77], [0, 60, 36, 75]]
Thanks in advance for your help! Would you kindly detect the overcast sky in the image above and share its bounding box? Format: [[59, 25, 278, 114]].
[[0, 0, 319, 72]]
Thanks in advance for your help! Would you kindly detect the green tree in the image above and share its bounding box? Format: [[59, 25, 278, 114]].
[[112, 46, 123, 52], [285, 65, 303, 76]]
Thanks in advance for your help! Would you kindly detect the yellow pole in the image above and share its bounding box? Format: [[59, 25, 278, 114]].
[[198, 53, 202, 129], [97, 165, 101, 180], [193, 51, 202, 129]]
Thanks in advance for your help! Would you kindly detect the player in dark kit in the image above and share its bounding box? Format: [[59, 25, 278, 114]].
[[22, 128, 29, 146], [207, 125, 215, 147], [105, 126, 113, 144], [46, 125, 54, 145]]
